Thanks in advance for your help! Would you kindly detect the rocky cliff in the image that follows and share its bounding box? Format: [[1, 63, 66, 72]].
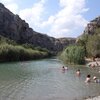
[[84, 16, 100, 36], [76, 16, 100, 42], [0, 3, 75, 53]]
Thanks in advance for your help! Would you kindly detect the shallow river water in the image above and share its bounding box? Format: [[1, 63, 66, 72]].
[[0, 58, 100, 100]]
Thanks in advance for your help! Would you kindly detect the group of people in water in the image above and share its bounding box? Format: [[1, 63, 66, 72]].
[[61, 66, 100, 83], [76, 69, 100, 83], [85, 74, 100, 83]]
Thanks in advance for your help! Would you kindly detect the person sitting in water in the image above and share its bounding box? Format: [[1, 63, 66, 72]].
[[62, 66, 65, 70], [93, 76, 100, 83], [76, 69, 81, 76], [61, 66, 66, 73], [85, 74, 91, 83]]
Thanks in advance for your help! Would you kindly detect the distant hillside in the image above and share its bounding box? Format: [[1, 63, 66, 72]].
[[0, 3, 76, 54]]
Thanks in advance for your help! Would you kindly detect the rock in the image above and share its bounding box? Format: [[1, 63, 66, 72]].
[[84, 16, 100, 35]]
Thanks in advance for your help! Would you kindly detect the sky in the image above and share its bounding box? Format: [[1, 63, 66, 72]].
[[0, 0, 100, 38]]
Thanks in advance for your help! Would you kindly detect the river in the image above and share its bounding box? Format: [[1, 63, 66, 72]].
[[0, 58, 100, 100]]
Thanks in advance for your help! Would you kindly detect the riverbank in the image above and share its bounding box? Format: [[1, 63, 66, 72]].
[[87, 61, 100, 67], [86, 58, 100, 67]]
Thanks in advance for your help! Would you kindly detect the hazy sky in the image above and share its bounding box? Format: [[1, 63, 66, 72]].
[[0, 0, 100, 38]]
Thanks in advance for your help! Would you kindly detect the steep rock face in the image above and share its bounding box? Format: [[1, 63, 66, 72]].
[[84, 16, 100, 35], [0, 3, 76, 53], [0, 3, 33, 42], [76, 16, 100, 44]]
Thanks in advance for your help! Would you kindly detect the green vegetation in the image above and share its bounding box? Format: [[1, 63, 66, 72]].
[[60, 45, 85, 64], [60, 33, 100, 65], [76, 34, 100, 58], [22, 43, 49, 53], [0, 36, 50, 62], [95, 27, 100, 35], [86, 35, 100, 57], [76, 34, 88, 56]]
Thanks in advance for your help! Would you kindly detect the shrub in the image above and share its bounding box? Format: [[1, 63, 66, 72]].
[[60, 45, 85, 64], [0, 44, 49, 62]]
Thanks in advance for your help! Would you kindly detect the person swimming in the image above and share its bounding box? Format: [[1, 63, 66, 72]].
[[62, 66, 65, 69], [93, 76, 100, 83], [85, 74, 91, 83], [61, 66, 65, 72], [76, 69, 81, 76]]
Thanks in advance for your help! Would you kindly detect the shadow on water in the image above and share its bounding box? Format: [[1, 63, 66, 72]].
[[0, 58, 100, 100]]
